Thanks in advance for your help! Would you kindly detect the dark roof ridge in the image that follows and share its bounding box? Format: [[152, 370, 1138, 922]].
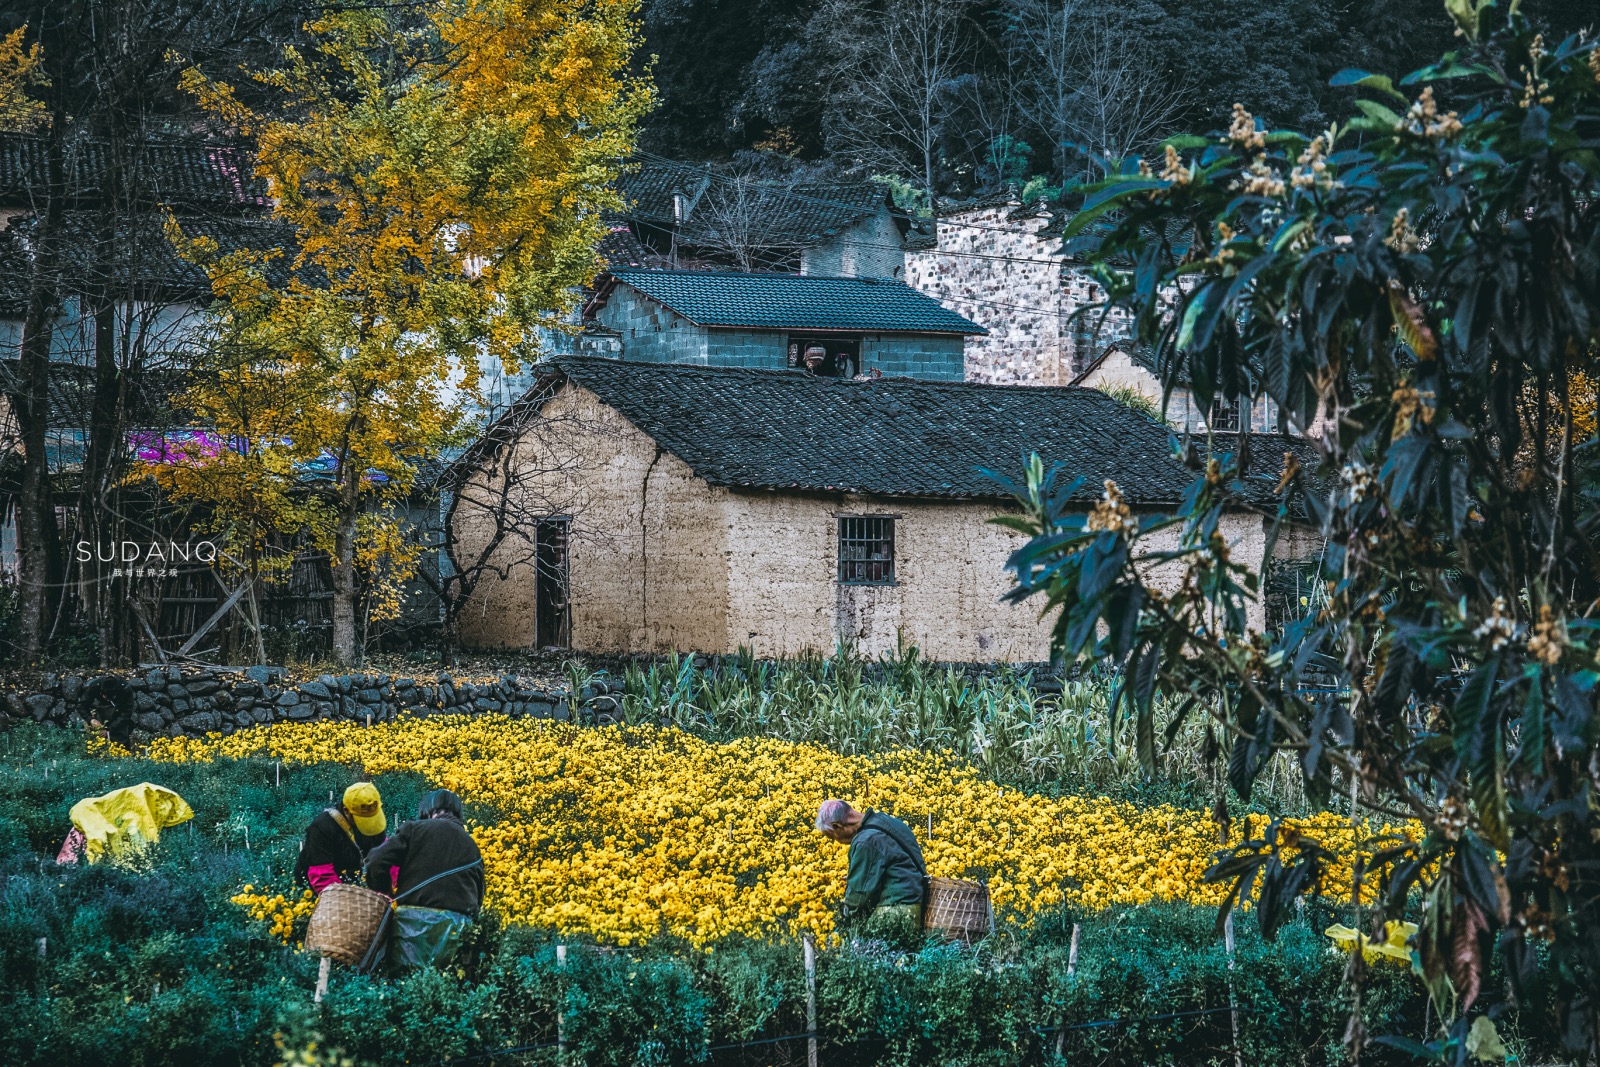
[[607, 265, 899, 282], [553, 352, 1126, 401]]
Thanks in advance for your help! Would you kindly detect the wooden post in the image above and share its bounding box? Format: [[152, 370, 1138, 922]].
[[926, 813, 933, 839], [275, 760, 281, 788], [556, 943, 568, 1063], [1056, 923, 1080, 1059], [365, 712, 372, 729], [1224, 911, 1242, 1067], [314, 956, 331, 1003], [36, 936, 46, 959], [803, 933, 819, 1067]]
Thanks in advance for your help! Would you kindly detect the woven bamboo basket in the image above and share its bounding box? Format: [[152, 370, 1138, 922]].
[[304, 883, 391, 966], [923, 877, 993, 943]]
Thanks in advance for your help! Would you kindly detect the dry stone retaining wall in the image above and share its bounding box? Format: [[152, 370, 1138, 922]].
[[0, 666, 626, 740]]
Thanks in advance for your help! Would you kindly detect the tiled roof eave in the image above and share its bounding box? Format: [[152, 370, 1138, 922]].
[[704, 477, 1186, 507], [699, 322, 980, 337]]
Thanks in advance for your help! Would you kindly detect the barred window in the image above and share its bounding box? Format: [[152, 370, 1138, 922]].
[[837, 516, 895, 585], [1209, 395, 1241, 432]]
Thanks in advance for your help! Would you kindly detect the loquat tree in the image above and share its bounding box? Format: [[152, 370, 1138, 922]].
[[1003, 0, 1600, 1056]]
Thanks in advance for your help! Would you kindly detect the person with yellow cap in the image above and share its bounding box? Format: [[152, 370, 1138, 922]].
[[295, 782, 388, 896]]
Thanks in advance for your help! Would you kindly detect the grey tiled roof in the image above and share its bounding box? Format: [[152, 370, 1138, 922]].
[[598, 268, 986, 335], [617, 159, 712, 226], [0, 133, 266, 209], [688, 179, 891, 247], [618, 160, 895, 250], [0, 213, 306, 314], [548, 355, 1191, 502]]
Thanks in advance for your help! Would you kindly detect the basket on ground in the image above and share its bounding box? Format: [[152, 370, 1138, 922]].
[[304, 883, 391, 966], [923, 877, 993, 943]]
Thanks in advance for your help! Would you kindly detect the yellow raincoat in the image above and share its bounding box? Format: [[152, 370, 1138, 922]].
[[1325, 920, 1417, 966], [70, 783, 194, 864]]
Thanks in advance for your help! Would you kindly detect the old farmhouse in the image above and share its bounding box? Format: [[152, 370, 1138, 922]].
[[445, 356, 1313, 661]]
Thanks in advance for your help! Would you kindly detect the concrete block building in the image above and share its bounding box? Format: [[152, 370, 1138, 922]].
[[581, 268, 986, 381]]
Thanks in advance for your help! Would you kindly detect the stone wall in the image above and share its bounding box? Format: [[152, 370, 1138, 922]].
[[452, 384, 734, 653], [0, 665, 627, 740], [905, 203, 1067, 386]]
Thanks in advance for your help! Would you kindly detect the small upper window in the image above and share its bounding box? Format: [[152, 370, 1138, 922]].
[[838, 516, 895, 585], [1209, 396, 1241, 432], [789, 335, 861, 378]]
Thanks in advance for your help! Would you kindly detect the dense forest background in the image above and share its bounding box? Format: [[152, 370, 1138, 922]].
[[635, 0, 1595, 200]]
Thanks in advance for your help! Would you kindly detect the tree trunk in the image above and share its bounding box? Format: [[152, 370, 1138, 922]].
[[15, 287, 60, 661], [330, 465, 360, 665], [82, 296, 123, 663], [13, 116, 68, 662]]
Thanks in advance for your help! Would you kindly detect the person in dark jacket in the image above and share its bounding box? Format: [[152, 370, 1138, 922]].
[[83, 676, 136, 746], [816, 798, 927, 947], [295, 782, 388, 894], [364, 788, 484, 971]]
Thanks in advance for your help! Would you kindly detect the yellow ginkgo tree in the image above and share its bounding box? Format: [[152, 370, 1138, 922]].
[[159, 0, 650, 663]]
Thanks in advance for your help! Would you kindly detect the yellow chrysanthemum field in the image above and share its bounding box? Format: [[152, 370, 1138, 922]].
[[149, 717, 1416, 946]]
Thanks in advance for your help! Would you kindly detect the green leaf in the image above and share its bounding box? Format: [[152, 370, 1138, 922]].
[[1467, 1015, 1507, 1062], [1059, 182, 1163, 239], [1330, 68, 1409, 104], [1271, 220, 1311, 252], [1389, 283, 1439, 361], [1353, 99, 1404, 128], [1453, 655, 1500, 764], [1401, 58, 1501, 85], [1444, 0, 1480, 41]]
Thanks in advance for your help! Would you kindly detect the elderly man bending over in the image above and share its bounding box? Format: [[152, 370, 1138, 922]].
[[816, 798, 927, 946]]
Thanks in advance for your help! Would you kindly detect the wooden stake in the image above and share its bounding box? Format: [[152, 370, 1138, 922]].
[[1225, 912, 1242, 1067], [803, 933, 819, 1067], [314, 956, 331, 1003], [556, 944, 568, 1063], [366, 713, 372, 728], [36, 937, 46, 959], [1057, 923, 1080, 1059], [926, 813, 933, 839], [275, 760, 281, 788]]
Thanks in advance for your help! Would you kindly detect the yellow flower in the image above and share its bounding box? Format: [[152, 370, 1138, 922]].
[[152, 718, 1420, 947]]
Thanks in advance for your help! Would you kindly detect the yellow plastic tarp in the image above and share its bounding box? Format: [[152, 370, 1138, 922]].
[[1325, 920, 1417, 966], [70, 783, 194, 864]]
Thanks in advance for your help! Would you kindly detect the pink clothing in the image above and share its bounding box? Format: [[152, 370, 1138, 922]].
[[307, 863, 340, 895], [308, 862, 399, 895], [56, 828, 86, 865]]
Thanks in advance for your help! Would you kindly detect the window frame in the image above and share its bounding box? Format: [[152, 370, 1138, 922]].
[[1208, 395, 1242, 432], [836, 514, 898, 586]]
